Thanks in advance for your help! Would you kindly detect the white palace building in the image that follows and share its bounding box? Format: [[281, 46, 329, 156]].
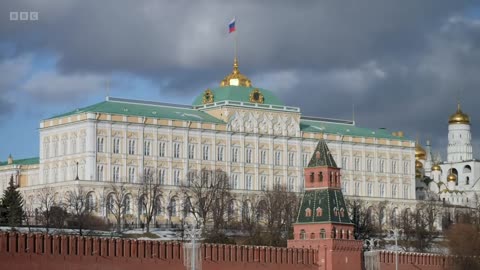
[[0, 58, 420, 225]]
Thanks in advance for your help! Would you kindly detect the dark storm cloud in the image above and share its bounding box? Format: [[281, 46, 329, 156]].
[[1, 0, 480, 158]]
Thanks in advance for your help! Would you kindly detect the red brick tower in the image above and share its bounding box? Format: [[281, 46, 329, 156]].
[[288, 140, 363, 270]]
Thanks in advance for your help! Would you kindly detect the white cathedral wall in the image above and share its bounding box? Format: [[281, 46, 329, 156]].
[[447, 123, 473, 162]]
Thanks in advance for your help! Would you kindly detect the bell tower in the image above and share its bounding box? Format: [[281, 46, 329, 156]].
[[288, 140, 362, 270]]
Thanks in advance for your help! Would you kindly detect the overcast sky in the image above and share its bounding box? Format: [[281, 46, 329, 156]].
[[1, 0, 480, 161]]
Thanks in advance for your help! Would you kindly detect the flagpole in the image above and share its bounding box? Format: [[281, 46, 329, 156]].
[[234, 18, 237, 60]]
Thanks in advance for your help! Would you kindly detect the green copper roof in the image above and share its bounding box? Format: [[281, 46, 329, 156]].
[[308, 140, 337, 168], [48, 100, 225, 124], [296, 189, 352, 225], [192, 86, 285, 106], [0, 157, 39, 167], [300, 119, 409, 141]]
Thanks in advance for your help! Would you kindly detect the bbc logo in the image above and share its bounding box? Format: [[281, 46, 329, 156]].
[[10, 12, 38, 21]]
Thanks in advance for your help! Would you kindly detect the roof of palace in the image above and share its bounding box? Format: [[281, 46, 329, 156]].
[[49, 98, 225, 124], [307, 140, 338, 168], [45, 97, 408, 141], [0, 157, 39, 166], [191, 86, 285, 106]]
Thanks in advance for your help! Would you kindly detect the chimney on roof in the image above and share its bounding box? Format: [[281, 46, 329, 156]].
[[7, 154, 13, 165]]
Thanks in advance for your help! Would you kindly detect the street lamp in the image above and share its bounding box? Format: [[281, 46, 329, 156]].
[[363, 238, 380, 251], [183, 218, 203, 270], [387, 228, 402, 270]]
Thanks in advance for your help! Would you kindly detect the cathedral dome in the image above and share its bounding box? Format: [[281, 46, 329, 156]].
[[415, 143, 426, 160], [415, 160, 423, 169], [447, 172, 457, 182], [449, 103, 470, 125], [431, 164, 441, 171]]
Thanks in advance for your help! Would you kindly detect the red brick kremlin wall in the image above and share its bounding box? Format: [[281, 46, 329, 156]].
[[0, 232, 317, 270], [375, 250, 454, 270]]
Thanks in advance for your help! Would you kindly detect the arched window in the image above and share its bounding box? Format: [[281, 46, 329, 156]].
[[329, 172, 333, 184], [310, 172, 314, 182], [106, 194, 114, 214], [169, 197, 177, 216], [340, 208, 345, 217], [333, 207, 338, 216], [155, 196, 163, 216], [331, 227, 337, 238], [124, 195, 132, 214], [310, 233, 315, 239], [316, 207, 323, 217], [320, 229, 326, 239], [305, 208, 312, 217], [300, 230, 306, 240], [466, 177, 470, 185], [86, 192, 95, 212], [340, 229, 344, 239], [464, 165, 472, 173]]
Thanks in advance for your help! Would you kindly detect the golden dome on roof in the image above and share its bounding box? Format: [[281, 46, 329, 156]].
[[447, 172, 457, 182], [449, 103, 470, 125], [415, 142, 426, 160], [431, 164, 442, 171], [415, 160, 423, 169], [220, 57, 252, 87]]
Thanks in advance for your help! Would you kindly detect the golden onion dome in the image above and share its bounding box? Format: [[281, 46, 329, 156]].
[[431, 164, 442, 171], [447, 172, 457, 182], [415, 160, 423, 169], [415, 143, 426, 160], [220, 57, 252, 87], [448, 103, 470, 125], [415, 169, 422, 178]]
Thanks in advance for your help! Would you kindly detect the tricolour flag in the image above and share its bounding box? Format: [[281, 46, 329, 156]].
[[228, 18, 236, 33]]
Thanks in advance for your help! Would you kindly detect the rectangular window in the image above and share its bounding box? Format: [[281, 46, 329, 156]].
[[202, 145, 209, 160], [379, 183, 385, 197], [128, 167, 135, 183], [403, 161, 409, 174], [113, 166, 120, 182], [173, 143, 181, 158], [188, 144, 195, 159], [274, 151, 281, 166], [97, 165, 104, 181], [217, 146, 224, 161], [367, 159, 373, 172], [260, 175, 267, 191], [288, 152, 295, 166], [173, 170, 180, 185], [288, 177, 295, 192], [391, 161, 397, 174], [245, 175, 252, 190], [260, 150, 267, 164], [274, 176, 281, 187], [354, 157, 360, 171], [392, 184, 397, 198], [128, 140, 136, 155], [367, 182, 373, 196], [354, 182, 360, 196], [232, 147, 239, 162], [230, 174, 238, 189], [303, 153, 310, 167], [97, 137, 104, 153], [158, 169, 166, 185], [144, 141, 151, 156], [342, 156, 348, 170], [245, 148, 252, 163], [342, 181, 347, 194], [159, 142, 166, 157], [113, 138, 120, 154], [403, 185, 409, 199], [379, 159, 385, 173]]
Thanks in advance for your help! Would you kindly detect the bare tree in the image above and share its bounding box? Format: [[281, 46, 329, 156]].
[[345, 199, 378, 240], [23, 194, 36, 233], [137, 171, 162, 233], [107, 183, 129, 233], [180, 169, 232, 228], [37, 187, 57, 234], [255, 184, 300, 246], [64, 186, 90, 235]]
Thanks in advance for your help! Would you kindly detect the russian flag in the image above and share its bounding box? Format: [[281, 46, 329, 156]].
[[228, 18, 236, 33]]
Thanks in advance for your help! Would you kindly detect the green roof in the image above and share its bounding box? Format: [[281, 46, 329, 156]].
[[48, 99, 225, 124], [192, 86, 285, 106], [0, 157, 39, 167], [308, 140, 338, 168], [296, 189, 352, 225], [300, 119, 409, 141]]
